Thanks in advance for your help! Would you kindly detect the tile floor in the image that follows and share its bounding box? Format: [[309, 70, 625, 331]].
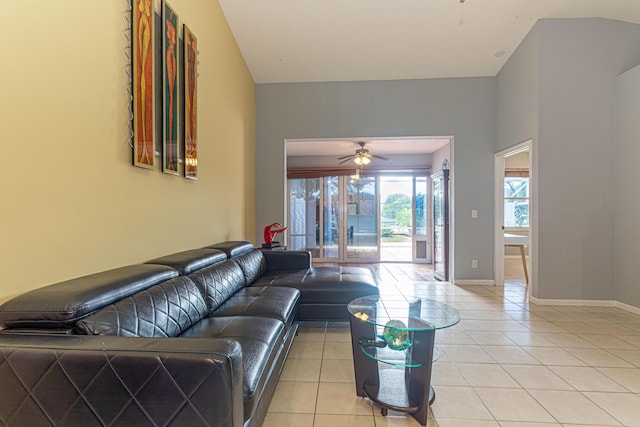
[[264, 261, 640, 427]]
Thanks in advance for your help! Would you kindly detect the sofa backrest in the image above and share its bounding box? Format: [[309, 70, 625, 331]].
[[204, 241, 254, 259], [145, 248, 227, 275], [187, 259, 246, 313], [233, 250, 268, 286], [75, 276, 207, 337], [0, 264, 178, 330]]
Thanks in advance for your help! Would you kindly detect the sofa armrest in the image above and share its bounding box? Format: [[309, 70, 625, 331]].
[[261, 250, 312, 271], [0, 335, 243, 427]]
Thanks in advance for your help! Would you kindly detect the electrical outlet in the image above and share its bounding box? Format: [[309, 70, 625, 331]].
[[472, 259, 478, 269]]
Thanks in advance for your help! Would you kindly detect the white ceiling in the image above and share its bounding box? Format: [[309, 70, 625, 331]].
[[218, 0, 640, 84]]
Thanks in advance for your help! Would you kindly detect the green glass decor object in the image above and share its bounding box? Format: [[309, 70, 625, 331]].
[[383, 320, 410, 350]]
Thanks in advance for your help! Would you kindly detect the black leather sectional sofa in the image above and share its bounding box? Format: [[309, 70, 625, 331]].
[[0, 241, 378, 427]]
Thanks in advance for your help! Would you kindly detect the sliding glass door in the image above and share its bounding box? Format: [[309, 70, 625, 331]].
[[288, 176, 379, 262], [346, 176, 379, 261]]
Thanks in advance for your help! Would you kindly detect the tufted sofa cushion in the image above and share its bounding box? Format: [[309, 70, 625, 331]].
[[75, 276, 207, 337], [233, 250, 268, 286], [187, 259, 246, 313]]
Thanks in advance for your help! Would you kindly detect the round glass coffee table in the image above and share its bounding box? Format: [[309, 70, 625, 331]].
[[348, 295, 460, 426]]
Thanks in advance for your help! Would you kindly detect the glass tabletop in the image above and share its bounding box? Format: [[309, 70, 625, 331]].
[[348, 295, 460, 331]]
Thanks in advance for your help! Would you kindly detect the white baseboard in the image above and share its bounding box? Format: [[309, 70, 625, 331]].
[[454, 279, 495, 286], [529, 297, 616, 307], [615, 301, 640, 315], [530, 296, 640, 314]]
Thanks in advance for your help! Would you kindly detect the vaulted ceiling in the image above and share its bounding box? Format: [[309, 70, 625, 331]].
[[218, 0, 640, 84]]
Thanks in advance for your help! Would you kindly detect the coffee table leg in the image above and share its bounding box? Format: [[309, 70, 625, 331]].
[[349, 314, 378, 397], [406, 329, 436, 425]]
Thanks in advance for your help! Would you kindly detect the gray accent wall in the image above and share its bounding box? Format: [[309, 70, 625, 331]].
[[255, 17, 640, 301], [256, 78, 497, 281], [498, 18, 640, 300], [615, 64, 640, 307]]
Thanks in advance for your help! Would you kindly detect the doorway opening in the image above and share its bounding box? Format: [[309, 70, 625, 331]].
[[285, 136, 452, 268], [494, 140, 533, 292]]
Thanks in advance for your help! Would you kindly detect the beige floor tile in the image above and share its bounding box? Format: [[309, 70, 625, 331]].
[[434, 329, 476, 345], [297, 327, 327, 342], [553, 321, 600, 334], [579, 334, 639, 350], [467, 331, 517, 346], [583, 392, 640, 426], [474, 387, 555, 423], [590, 322, 638, 335], [320, 358, 355, 383], [456, 363, 520, 388], [439, 345, 495, 363], [536, 333, 596, 348], [430, 386, 494, 420], [522, 346, 586, 366], [597, 367, 640, 392], [618, 334, 640, 347], [315, 382, 373, 415], [289, 340, 325, 359], [549, 366, 628, 392], [520, 320, 568, 333], [503, 332, 556, 347], [533, 311, 579, 322], [458, 320, 530, 333], [431, 362, 468, 386], [498, 423, 561, 427], [457, 310, 512, 320], [268, 381, 319, 413], [324, 328, 352, 342], [501, 365, 572, 390], [565, 347, 633, 368], [526, 389, 620, 425], [314, 414, 375, 427], [263, 412, 315, 427], [323, 341, 354, 360], [281, 357, 322, 382], [436, 419, 499, 427], [606, 348, 640, 367], [483, 346, 540, 364]]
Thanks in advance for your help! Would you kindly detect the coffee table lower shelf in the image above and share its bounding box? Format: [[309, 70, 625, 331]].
[[362, 369, 435, 418]]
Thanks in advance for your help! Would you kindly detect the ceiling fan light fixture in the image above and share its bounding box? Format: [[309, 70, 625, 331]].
[[353, 153, 371, 166]]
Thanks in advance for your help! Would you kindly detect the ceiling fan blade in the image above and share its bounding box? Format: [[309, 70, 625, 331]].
[[371, 154, 390, 161], [337, 154, 354, 160], [338, 158, 354, 165]]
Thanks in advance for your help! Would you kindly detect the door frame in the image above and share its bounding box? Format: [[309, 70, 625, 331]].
[[494, 139, 534, 292]]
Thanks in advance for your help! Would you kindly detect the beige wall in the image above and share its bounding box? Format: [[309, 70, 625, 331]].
[[0, 0, 255, 301]]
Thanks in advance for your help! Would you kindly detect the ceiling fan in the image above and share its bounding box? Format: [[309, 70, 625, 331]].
[[337, 142, 390, 165]]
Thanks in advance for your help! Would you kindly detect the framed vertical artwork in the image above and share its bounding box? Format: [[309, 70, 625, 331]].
[[184, 24, 198, 179], [162, 1, 179, 175], [132, 0, 155, 169]]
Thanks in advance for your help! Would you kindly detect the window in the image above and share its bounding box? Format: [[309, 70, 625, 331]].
[[504, 177, 529, 227]]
